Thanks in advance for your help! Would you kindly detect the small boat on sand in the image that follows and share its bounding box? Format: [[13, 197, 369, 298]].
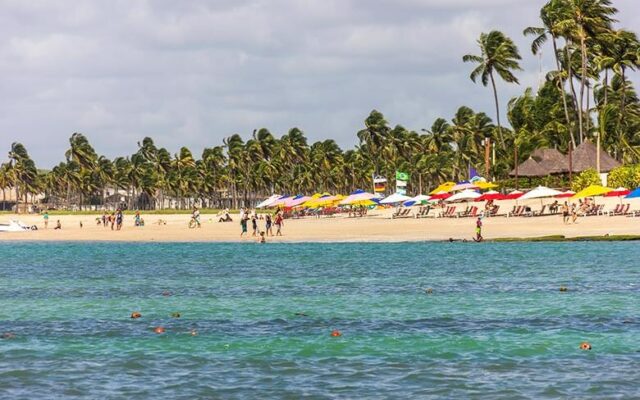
[[0, 220, 35, 232]]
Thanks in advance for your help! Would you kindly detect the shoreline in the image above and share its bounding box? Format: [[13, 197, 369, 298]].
[[2, 209, 639, 243]]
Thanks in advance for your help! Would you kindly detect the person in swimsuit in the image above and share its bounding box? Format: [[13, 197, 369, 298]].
[[259, 231, 266, 243], [251, 213, 258, 236], [116, 209, 123, 231], [240, 213, 249, 237], [265, 214, 273, 236], [474, 217, 483, 242], [561, 202, 570, 224], [275, 212, 283, 236]]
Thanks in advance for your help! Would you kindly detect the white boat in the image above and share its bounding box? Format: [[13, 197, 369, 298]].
[[0, 220, 34, 232]]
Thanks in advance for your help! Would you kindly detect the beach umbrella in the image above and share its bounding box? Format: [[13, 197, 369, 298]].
[[339, 190, 376, 205], [303, 194, 342, 208], [450, 182, 478, 191], [604, 187, 630, 197], [284, 195, 311, 208], [256, 194, 284, 208], [475, 181, 498, 190], [504, 190, 524, 200], [446, 189, 481, 202], [555, 190, 575, 198], [403, 194, 433, 207], [571, 185, 613, 199], [380, 193, 411, 204], [429, 191, 452, 200], [520, 186, 564, 200], [429, 182, 455, 194], [624, 188, 640, 199], [475, 190, 504, 201], [270, 195, 292, 207]]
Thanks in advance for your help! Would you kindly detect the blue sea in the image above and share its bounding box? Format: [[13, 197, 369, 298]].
[[0, 241, 639, 399]]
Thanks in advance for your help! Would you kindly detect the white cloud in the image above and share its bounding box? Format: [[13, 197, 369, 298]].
[[0, 0, 638, 166]]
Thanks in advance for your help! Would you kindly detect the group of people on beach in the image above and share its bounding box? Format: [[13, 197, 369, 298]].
[[239, 207, 283, 240], [97, 209, 125, 230]]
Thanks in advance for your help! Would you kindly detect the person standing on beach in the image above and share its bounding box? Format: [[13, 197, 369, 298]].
[[274, 212, 283, 236], [265, 214, 273, 236], [102, 213, 107, 228], [561, 202, 570, 224], [240, 212, 249, 237], [43, 211, 49, 229], [251, 213, 258, 237], [474, 217, 483, 242], [116, 209, 123, 231]]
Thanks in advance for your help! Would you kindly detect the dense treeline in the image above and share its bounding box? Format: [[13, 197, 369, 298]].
[[1, 0, 639, 210]]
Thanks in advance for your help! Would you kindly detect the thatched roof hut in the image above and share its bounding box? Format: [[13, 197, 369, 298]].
[[570, 140, 621, 173], [510, 157, 550, 177], [531, 148, 569, 174]]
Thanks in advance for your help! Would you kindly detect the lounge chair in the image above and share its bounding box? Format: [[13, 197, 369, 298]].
[[509, 206, 523, 217], [415, 206, 431, 218]]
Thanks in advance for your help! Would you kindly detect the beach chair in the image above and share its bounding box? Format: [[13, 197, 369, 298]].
[[620, 204, 631, 215], [488, 205, 500, 217], [607, 204, 622, 216], [445, 206, 457, 218], [508, 206, 522, 217], [415, 206, 431, 218], [531, 205, 546, 217]]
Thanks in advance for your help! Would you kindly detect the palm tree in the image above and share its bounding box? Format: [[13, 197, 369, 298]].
[[554, 0, 617, 143], [463, 30, 522, 151], [8, 143, 38, 213], [0, 162, 14, 211]]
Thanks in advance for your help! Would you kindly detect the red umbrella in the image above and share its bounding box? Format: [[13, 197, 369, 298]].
[[604, 188, 630, 197], [429, 191, 452, 200], [475, 191, 505, 201], [503, 190, 524, 200], [555, 191, 575, 198]]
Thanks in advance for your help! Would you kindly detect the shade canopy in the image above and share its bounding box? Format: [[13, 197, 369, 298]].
[[256, 194, 282, 208], [429, 191, 452, 200], [403, 194, 432, 206], [504, 190, 524, 200], [380, 193, 411, 204], [447, 189, 481, 202], [571, 185, 613, 199], [284, 195, 311, 207], [604, 187, 630, 197], [476, 190, 504, 201], [339, 190, 376, 205], [520, 186, 564, 200], [555, 191, 575, 198], [450, 182, 478, 191], [429, 182, 455, 194], [626, 188, 640, 199]]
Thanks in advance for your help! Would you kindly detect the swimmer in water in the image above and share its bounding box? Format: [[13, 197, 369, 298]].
[[259, 231, 266, 243]]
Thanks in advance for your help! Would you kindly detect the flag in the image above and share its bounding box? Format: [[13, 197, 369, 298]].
[[469, 167, 479, 180], [396, 171, 409, 181]]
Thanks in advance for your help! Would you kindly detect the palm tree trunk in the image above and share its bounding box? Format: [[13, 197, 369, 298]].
[[578, 37, 587, 144], [553, 36, 575, 148], [489, 72, 504, 151], [603, 69, 608, 108]]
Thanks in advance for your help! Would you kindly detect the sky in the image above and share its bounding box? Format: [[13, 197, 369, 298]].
[[1, 0, 639, 167]]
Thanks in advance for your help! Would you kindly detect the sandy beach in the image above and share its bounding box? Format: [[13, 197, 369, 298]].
[[2, 199, 639, 242]]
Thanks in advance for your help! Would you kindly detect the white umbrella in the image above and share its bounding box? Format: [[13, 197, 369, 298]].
[[520, 186, 563, 200], [256, 194, 282, 208], [446, 189, 481, 202], [380, 193, 411, 204]]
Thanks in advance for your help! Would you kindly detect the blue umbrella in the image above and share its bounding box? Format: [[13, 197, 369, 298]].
[[625, 188, 640, 198]]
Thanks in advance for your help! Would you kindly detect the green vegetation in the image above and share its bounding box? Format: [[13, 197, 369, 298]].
[[571, 168, 602, 191], [1, 0, 639, 212]]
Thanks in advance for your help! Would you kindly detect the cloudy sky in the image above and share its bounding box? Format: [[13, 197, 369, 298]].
[[1, 0, 638, 167]]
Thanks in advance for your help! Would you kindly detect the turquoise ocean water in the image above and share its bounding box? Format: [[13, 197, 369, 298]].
[[0, 241, 639, 399]]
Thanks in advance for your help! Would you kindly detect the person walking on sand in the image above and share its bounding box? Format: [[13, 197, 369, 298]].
[[473, 217, 483, 242], [43, 211, 49, 229], [110, 212, 116, 230], [274, 212, 284, 236]]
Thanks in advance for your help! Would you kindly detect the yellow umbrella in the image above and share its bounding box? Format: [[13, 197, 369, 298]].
[[304, 194, 343, 208], [429, 182, 455, 195], [571, 185, 613, 199], [475, 181, 498, 190], [345, 199, 377, 207]]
